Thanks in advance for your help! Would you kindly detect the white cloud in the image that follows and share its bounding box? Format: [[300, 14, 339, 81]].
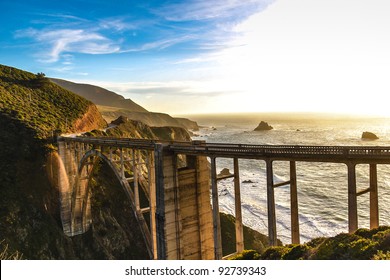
[[16, 28, 120, 63], [99, 17, 137, 31], [120, 36, 194, 53], [155, 0, 273, 22]]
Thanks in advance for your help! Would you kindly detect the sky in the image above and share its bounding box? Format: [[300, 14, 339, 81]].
[[1, 0, 390, 116]]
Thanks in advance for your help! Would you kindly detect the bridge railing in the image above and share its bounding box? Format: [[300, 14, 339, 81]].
[[59, 136, 390, 160]]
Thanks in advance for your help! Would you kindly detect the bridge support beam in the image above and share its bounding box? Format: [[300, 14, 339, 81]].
[[147, 151, 158, 259], [234, 158, 244, 253], [290, 161, 300, 244], [181, 154, 214, 260], [154, 144, 168, 259], [211, 157, 223, 259], [370, 164, 379, 229], [155, 144, 183, 259], [266, 159, 277, 246], [347, 162, 358, 233], [155, 145, 214, 260]]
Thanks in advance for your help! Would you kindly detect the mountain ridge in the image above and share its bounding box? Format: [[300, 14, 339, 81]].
[[50, 78, 148, 113], [51, 78, 199, 131]]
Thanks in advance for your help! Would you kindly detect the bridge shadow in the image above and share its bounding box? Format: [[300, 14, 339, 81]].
[[71, 160, 149, 259]]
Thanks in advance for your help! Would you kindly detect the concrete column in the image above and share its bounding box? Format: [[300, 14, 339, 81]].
[[290, 161, 300, 244], [233, 158, 244, 253], [195, 156, 215, 260], [266, 159, 277, 246], [133, 149, 140, 210], [370, 164, 379, 229], [347, 162, 358, 233], [154, 144, 166, 259], [154, 144, 182, 259], [147, 151, 158, 259], [120, 148, 124, 179], [210, 157, 223, 259]]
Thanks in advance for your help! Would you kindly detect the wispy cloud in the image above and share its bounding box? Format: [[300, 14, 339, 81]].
[[16, 28, 120, 63], [121, 36, 193, 53], [99, 17, 138, 31], [154, 0, 273, 22]]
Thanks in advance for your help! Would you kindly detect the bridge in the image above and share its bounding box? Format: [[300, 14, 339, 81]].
[[56, 136, 390, 260]]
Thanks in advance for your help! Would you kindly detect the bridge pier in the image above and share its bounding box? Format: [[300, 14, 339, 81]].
[[347, 162, 358, 233], [290, 161, 300, 244], [266, 159, 277, 246], [210, 157, 223, 259], [233, 158, 244, 253], [155, 144, 214, 260], [369, 164, 379, 229]]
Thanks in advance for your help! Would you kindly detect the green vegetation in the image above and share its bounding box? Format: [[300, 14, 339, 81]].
[[0, 64, 93, 139], [230, 226, 390, 260], [0, 64, 105, 259], [220, 213, 282, 256]]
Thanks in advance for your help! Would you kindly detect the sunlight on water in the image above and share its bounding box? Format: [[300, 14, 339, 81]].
[[187, 113, 390, 244]]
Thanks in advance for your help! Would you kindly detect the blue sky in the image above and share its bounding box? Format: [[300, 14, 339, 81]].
[[1, 0, 390, 115]]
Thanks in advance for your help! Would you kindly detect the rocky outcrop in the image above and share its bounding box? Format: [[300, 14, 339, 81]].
[[254, 121, 273, 131], [362, 131, 379, 140], [73, 105, 106, 133], [218, 168, 232, 177], [110, 115, 128, 126], [99, 108, 197, 130]]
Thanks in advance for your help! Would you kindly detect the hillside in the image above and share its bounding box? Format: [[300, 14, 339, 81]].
[[51, 78, 148, 113], [97, 105, 198, 129], [231, 226, 390, 260], [51, 78, 199, 130], [1, 66, 106, 138], [0, 64, 107, 259]]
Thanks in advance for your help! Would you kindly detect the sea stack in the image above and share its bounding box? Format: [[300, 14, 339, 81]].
[[362, 131, 379, 140], [254, 121, 273, 131]]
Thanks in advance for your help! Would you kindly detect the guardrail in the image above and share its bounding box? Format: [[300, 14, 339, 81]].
[[58, 136, 390, 163]]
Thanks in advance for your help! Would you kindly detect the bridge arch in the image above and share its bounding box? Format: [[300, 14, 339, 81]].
[[71, 148, 152, 258]]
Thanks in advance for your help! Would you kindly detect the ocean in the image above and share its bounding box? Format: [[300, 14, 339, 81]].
[[184, 113, 390, 244]]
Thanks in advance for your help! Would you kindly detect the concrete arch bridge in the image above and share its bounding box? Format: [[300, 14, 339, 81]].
[[57, 136, 390, 259]]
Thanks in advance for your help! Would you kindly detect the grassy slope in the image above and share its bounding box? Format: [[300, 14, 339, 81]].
[[0, 65, 105, 259], [220, 213, 282, 256], [232, 226, 390, 260], [0, 65, 96, 139]]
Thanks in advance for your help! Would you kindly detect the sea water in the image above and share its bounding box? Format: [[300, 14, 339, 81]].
[[185, 113, 390, 244]]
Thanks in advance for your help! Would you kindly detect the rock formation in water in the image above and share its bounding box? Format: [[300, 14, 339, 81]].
[[218, 168, 232, 177], [362, 131, 379, 140], [254, 121, 273, 131]]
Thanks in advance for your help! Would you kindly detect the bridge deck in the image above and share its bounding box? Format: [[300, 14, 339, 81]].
[[59, 136, 390, 164]]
